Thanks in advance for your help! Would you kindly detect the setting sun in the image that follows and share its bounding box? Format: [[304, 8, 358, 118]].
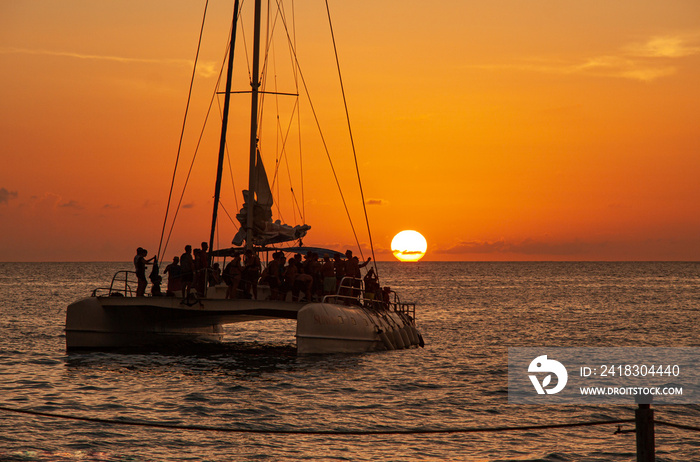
[[391, 230, 428, 262]]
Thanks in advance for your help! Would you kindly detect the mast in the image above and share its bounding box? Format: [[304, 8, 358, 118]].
[[245, 0, 263, 250], [208, 0, 241, 256]]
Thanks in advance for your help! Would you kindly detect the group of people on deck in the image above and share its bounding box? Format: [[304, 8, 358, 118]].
[[163, 242, 225, 299], [134, 245, 380, 304], [253, 249, 371, 302]]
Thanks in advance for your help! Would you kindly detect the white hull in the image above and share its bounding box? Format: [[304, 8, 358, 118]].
[[65, 295, 302, 350], [296, 303, 421, 354], [65, 295, 421, 354]]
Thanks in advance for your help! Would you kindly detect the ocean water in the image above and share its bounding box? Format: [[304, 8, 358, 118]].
[[0, 261, 698, 461]]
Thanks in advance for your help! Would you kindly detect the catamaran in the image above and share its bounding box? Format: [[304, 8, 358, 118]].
[[65, 0, 423, 354]]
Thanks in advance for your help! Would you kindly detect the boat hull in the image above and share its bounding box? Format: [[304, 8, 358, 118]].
[[295, 303, 419, 354], [65, 296, 302, 350], [66, 296, 421, 354]]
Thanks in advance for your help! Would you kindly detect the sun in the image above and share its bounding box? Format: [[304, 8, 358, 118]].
[[391, 230, 428, 262]]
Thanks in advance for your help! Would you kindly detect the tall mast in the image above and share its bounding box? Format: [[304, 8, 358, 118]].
[[245, 0, 263, 250], [208, 0, 240, 255]]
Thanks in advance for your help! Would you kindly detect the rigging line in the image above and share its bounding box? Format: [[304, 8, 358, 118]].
[[259, 2, 302, 225], [255, 0, 282, 143], [214, 95, 240, 213], [273, 0, 362, 252], [225, 133, 239, 212], [287, 0, 305, 224], [229, 0, 247, 218], [209, 0, 240, 261], [266, 74, 299, 189], [270, 50, 293, 225], [270, 96, 304, 224], [219, 201, 239, 230], [275, 0, 304, 223], [259, 0, 282, 98], [0, 406, 635, 435], [273, 0, 305, 225], [238, 0, 253, 86], [324, 0, 377, 274], [158, 0, 210, 263], [162, 23, 233, 258]]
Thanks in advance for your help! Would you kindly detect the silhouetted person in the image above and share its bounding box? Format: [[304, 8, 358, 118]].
[[195, 242, 210, 295], [223, 252, 242, 299], [363, 267, 379, 301], [344, 250, 370, 298], [322, 254, 336, 295], [149, 257, 162, 296], [242, 249, 261, 299], [333, 253, 345, 293], [209, 262, 222, 286], [164, 256, 182, 296], [282, 257, 298, 301], [266, 252, 283, 300], [180, 245, 194, 298], [134, 247, 155, 297]]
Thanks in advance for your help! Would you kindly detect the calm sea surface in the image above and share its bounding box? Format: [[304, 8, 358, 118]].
[[0, 262, 698, 461]]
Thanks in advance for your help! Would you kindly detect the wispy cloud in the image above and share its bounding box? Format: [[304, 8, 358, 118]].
[[470, 33, 700, 82], [365, 198, 387, 206], [0, 47, 218, 78], [625, 35, 700, 58], [439, 238, 608, 257], [59, 200, 83, 210], [0, 187, 18, 205]]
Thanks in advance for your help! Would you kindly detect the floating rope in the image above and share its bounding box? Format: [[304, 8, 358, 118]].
[[0, 405, 636, 435], [656, 420, 700, 432]]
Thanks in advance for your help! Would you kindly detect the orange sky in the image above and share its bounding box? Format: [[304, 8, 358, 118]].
[[2, 0, 700, 261]]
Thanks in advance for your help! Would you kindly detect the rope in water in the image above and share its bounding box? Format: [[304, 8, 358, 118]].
[[0, 405, 638, 435], [655, 420, 700, 432]]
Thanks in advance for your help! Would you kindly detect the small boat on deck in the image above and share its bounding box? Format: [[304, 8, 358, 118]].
[[65, 0, 423, 354]]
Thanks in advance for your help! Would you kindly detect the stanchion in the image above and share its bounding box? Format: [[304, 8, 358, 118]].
[[635, 402, 655, 462]]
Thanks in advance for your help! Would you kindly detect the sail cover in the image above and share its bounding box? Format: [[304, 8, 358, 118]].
[[232, 151, 310, 246]]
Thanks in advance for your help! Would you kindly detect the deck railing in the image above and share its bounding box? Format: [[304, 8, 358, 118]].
[[92, 270, 135, 297], [92, 271, 417, 320], [321, 276, 417, 320]]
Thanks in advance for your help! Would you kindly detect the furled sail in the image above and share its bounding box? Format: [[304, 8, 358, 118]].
[[232, 151, 310, 246]]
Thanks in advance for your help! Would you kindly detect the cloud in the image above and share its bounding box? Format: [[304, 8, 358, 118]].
[[572, 55, 677, 82], [469, 33, 700, 82], [439, 238, 608, 257], [0, 47, 218, 78], [0, 188, 18, 205], [182, 203, 196, 209], [59, 200, 83, 210], [365, 198, 387, 206], [395, 249, 424, 256], [625, 35, 700, 58]]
